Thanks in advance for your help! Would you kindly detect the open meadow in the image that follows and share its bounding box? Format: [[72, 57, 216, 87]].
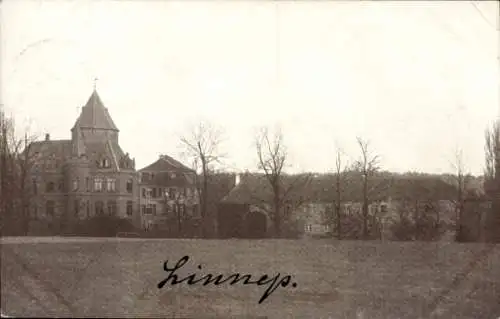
[[1, 237, 499, 318]]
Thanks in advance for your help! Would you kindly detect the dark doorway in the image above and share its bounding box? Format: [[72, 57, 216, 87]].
[[245, 211, 267, 238], [217, 204, 245, 238]]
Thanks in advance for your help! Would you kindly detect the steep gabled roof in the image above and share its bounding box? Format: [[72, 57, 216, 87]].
[[84, 141, 126, 170], [140, 171, 195, 187], [139, 155, 194, 173], [28, 140, 72, 158], [72, 90, 119, 131]]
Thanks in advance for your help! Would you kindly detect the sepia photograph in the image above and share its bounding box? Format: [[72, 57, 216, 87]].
[[1, 0, 499, 318]]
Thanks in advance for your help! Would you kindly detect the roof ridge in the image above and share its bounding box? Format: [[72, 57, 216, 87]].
[[106, 140, 120, 172]]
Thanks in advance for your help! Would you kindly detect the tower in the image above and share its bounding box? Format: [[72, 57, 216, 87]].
[[66, 88, 138, 227]]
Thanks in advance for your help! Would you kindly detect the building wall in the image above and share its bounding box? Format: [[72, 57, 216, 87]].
[[138, 184, 199, 231]]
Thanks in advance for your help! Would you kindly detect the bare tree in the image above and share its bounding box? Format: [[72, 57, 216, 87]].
[[333, 146, 351, 239], [484, 121, 499, 195], [354, 137, 381, 240], [180, 121, 224, 238], [0, 107, 38, 235], [484, 121, 500, 242], [449, 148, 473, 242], [255, 126, 311, 237]]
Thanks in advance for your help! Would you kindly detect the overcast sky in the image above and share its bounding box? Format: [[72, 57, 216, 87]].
[[1, 0, 498, 175]]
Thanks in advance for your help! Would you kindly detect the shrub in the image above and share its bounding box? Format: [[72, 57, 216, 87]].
[[330, 212, 382, 240], [72, 215, 138, 237], [388, 213, 446, 241]]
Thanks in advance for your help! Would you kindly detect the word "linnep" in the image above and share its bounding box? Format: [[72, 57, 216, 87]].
[[157, 256, 297, 304]]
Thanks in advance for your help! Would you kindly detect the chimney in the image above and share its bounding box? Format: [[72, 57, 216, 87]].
[[45, 133, 50, 141], [235, 173, 241, 186]]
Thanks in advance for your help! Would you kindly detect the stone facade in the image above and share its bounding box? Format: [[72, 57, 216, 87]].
[[28, 89, 140, 232]]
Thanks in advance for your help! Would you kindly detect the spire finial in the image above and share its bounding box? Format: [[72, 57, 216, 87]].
[[93, 77, 98, 91]]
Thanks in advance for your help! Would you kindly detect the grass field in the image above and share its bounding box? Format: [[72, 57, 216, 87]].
[[1, 237, 499, 318]]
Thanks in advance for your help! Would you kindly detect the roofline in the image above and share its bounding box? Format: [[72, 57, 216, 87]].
[[30, 139, 71, 144], [138, 167, 196, 173], [71, 125, 120, 132]]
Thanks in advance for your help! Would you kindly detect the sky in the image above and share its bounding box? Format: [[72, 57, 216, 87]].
[[1, 0, 499, 175]]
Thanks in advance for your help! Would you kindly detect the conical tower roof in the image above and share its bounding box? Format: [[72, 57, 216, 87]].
[[72, 89, 119, 131]]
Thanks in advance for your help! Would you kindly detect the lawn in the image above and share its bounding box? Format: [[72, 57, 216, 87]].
[[1, 237, 499, 318]]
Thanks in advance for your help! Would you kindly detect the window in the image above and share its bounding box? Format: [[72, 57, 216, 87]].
[[94, 177, 104, 192], [179, 204, 185, 215], [152, 188, 157, 198], [126, 179, 133, 193], [72, 178, 79, 191], [142, 188, 146, 198], [141, 205, 146, 215], [32, 179, 38, 195], [86, 177, 91, 192], [141, 173, 149, 182], [171, 172, 176, 179], [146, 188, 153, 198], [380, 204, 388, 213], [46, 182, 55, 192], [58, 180, 64, 192], [169, 188, 175, 200], [107, 200, 117, 216], [126, 201, 133, 217], [32, 206, 38, 219], [101, 158, 109, 168], [106, 178, 116, 192], [74, 199, 80, 216], [95, 201, 104, 215], [46, 200, 55, 217], [304, 224, 313, 232], [86, 201, 90, 218], [145, 204, 154, 215]]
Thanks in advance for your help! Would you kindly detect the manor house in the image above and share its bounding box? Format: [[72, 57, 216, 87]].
[[28, 89, 139, 232]]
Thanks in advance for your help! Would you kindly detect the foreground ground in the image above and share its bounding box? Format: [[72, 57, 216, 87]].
[[1, 237, 499, 318]]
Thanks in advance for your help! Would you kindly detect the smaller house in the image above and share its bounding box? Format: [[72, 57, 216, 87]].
[[218, 172, 461, 240], [138, 155, 198, 233]]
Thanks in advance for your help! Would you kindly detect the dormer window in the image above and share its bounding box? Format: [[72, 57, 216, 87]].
[[101, 158, 110, 168]]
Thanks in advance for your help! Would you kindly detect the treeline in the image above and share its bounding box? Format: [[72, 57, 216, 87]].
[[1, 107, 499, 242]]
